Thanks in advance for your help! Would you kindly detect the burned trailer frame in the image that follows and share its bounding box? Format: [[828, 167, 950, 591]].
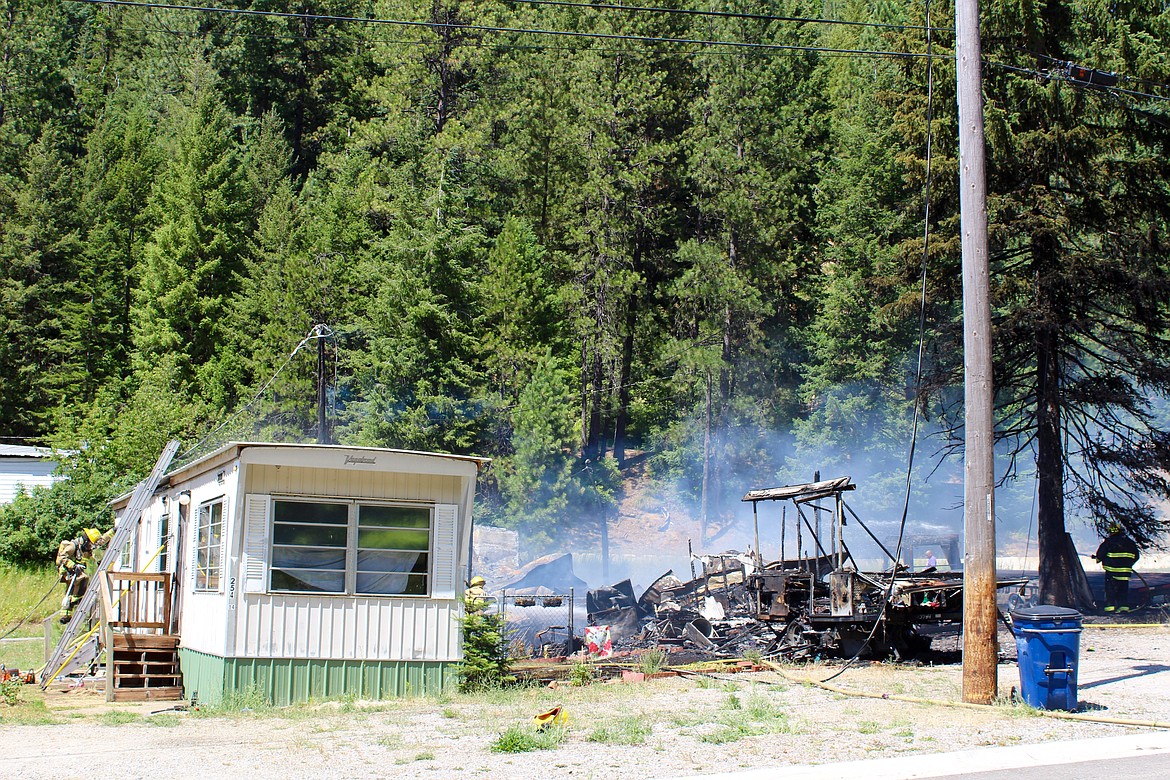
[[743, 477, 973, 660]]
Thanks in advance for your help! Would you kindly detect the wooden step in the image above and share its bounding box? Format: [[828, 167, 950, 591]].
[[110, 686, 183, 702], [108, 632, 183, 700], [112, 633, 179, 650]]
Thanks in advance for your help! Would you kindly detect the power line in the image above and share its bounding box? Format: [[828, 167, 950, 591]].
[[12, 15, 922, 60], [997, 47, 1170, 101], [70, 0, 936, 59], [504, 0, 942, 33], [987, 60, 1170, 104]]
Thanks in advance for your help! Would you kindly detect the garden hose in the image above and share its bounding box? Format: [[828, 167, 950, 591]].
[[761, 660, 1170, 730]]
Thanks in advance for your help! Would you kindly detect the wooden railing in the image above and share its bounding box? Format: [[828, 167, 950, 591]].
[[99, 571, 173, 633]]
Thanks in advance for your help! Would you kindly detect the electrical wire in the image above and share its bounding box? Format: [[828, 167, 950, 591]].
[[0, 577, 64, 641], [175, 324, 333, 465], [70, 0, 936, 59], [504, 0, 941, 32], [986, 60, 1170, 104]]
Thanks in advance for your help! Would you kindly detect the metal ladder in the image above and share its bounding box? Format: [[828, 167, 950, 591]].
[[41, 440, 180, 688]]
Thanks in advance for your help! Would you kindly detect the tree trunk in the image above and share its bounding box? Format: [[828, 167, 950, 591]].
[[599, 504, 610, 582], [587, 346, 604, 460], [1035, 279, 1077, 606], [701, 368, 712, 542], [613, 294, 636, 464]]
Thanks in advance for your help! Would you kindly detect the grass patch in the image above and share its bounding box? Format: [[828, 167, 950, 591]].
[[146, 713, 182, 727], [0, 696, 58, 725], [490, 724, 567, 753], [699, 691, 795, 744], [857, 720, 881, 734], [587, 716, 653, 745], [442, 707, 459, 719], [992, 694, 1043, 718], [98, 710, 143, 726], [0, 565, 60, 638], [395, 750, 437, 765]]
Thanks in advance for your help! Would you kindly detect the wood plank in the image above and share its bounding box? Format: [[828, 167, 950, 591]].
[[110, 687, 183, 702], [112, 634, 180, 649]]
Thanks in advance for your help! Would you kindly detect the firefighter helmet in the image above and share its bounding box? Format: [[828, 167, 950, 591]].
[[84, 528, 102, 545]]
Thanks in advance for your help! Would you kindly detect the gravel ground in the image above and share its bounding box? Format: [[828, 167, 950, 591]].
[[1, 625, 1167, 780]]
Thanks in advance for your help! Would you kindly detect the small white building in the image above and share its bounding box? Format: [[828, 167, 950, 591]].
[[110, 442, 487, 705], [0, 444, 63, 504]]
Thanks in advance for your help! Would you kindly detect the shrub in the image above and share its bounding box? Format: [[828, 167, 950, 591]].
[[457, 600, 513, 692], [568, 661, 595, 687], [638, 649, 668, 675]]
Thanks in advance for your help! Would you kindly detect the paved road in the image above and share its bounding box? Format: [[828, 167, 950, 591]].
[[917, 752, 1167, 780], [664, 732, 1170, 780]]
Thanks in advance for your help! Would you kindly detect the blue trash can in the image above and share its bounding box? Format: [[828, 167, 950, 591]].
[[1010, 605, 1082, 711]]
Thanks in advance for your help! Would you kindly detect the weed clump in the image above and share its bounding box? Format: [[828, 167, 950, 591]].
[[490, 724, 567, 753], [587, 717, 652, 745]]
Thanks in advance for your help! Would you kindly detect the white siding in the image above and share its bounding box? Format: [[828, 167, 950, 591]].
[[175, 465, 239, 656], [235, 595, 460, 661], [0, 458, 58, 504], [244, 464, 463, 504]]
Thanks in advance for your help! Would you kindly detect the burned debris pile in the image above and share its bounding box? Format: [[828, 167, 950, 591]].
[[580, 477, 1026, 663]]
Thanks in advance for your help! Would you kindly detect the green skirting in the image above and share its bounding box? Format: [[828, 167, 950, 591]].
[[178, 648, 456, 706]]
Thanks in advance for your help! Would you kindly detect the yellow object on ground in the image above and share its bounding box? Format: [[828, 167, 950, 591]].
[[533, 705, 568, 730]]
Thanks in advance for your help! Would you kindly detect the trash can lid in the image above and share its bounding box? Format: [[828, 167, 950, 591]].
[[1010, 605, 1082, 621]]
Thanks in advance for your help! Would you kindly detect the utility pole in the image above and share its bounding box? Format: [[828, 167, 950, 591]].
[[956, 0, 997, 704], [317, 330, 328, 445]]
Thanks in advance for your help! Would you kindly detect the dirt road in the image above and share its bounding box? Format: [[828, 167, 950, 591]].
[[1, 626, 1166, 780]]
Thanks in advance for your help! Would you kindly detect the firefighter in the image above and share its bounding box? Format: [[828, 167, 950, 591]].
[[464, 575, 488, 614], [1093, 524, 1140, 613], [55, 527, 114, 623]]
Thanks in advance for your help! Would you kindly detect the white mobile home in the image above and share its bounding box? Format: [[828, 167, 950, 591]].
[[109, 442, 487, 705]]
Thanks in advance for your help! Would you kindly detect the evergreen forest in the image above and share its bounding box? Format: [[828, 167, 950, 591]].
[[2, 0, 1170, 601]]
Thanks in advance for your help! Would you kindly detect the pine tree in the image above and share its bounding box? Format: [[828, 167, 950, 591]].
[[0, 126, 85, 435], [134, 79, 249, 408]]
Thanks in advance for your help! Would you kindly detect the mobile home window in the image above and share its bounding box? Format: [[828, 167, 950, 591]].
[[270, 500, 348, 593], [356, 505, 430, 595], [195, 499, 224, 591], [268, 500, 432, 596]]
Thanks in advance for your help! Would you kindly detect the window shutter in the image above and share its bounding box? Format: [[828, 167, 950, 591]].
[[431, 504, 460, 600], [243, 494, 271, 593]]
